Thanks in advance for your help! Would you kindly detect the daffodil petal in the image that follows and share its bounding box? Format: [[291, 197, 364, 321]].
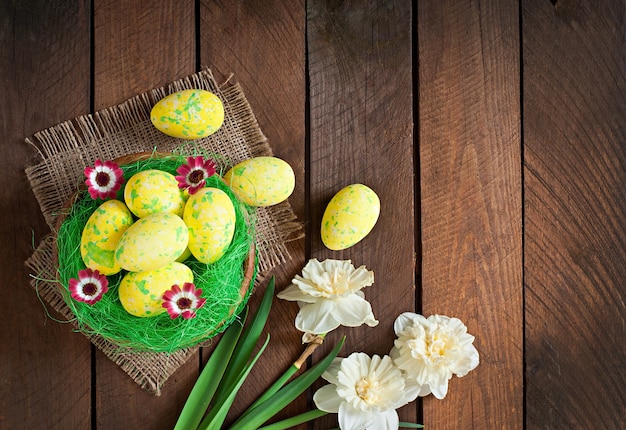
[[321, 357, 343, 385], [294, 299, 340, 334], [276, 284, 318, 303], [312, 384, 342, 413], [332, 295, 379, 327], [338, 402, 377, 430], [393, 311, 419, 335], [378, 409, 400, 430], [401, 380, 422, 405]]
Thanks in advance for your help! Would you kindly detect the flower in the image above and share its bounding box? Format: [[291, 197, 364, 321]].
[[84, 159, 124, 199], [390, 312, 479, 399], [175, 156, 216, 194], [277, 259, 378, 335], [162, 282, 206, 319], [69, 268, 108, 304], [313, 352, 420, 430]]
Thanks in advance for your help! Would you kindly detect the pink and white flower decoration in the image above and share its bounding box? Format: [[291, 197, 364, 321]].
[[69, 268, 109, 305], [162, 282, 207, 319], [175, 156, 216, 194], [84, 159, 124, 199]]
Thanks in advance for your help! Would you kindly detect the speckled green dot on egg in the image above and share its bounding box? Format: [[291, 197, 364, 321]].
[[321, 184, 380, 250], [124, 169, 185, 218], [118, 262, 194, 317], [150, 89, 225, 139], [115, 212, 189, 272], [183, 187, 236, 264], [223, 156, 295, 207], [80, 199, 134, 275]]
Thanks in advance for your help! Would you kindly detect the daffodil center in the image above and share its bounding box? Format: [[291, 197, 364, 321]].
[[82, 282, 98, 296], [188, 169, 205, 185], [177, 297, 192, 310], [317, 270, 352, 296], [408, 332, 449, 365], [355, 376, 381, 405], [95, 171, 111, 187]]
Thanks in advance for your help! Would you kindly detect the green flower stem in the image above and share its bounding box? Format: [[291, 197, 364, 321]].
[[229, 337, 345, 430], [399, 422, 425, 428], [246, 334, 325, 412], [257, 409, 328, 430]]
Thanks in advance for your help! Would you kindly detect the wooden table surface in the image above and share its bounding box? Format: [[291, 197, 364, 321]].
[[2, 1, 624, 429]]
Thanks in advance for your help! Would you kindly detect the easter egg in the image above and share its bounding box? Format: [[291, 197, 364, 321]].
[[321, 184, 380, 250], [183, 188, 236, 264], [223, 157, 295, 207], [115, 212, 189, 272], [118, 262, 194, 317], [124, 169, 185, 218], [80, 199, 134, 275], [150, 89, 224, 139]]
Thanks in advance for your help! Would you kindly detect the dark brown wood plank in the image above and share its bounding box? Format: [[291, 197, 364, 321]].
[[523, 0, 626, 427], [92, 1, 198, 428], [0, 1, 92, 428], [93, 0, 196, 110], [199, 0, 307, 424], [418, 0, 523, 428], [307, 1, 416, 427]]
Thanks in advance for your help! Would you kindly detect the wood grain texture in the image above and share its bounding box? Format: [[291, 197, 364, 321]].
[[523, 0, 626, 427], [418, 0, 523, 428], [92, 1, 198, 428], [200, 0, 307, 425], [93, 0, 196, 110], [0, 1, 92, 429], [307, 0, 416, 427]]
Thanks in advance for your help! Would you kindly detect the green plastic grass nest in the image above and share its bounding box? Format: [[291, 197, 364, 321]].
[[54, 152, 257, 353]]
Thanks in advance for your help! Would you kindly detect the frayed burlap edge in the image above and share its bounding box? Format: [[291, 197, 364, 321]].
[[24, 68, 303, 395]]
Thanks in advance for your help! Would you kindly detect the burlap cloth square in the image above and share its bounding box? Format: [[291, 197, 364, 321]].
[[24, 68, 302, 395]]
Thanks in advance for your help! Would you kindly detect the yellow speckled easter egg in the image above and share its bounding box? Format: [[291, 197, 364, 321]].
[[321, 184, 380, 251], [124, 169, 185, 218], [223, 157, 295, 207], [183, 187, 236, 264], [150, 89, 224, 139], [118, 262, 194, 317], [80, 200, 134, 275], [115, 212, 189, 272]]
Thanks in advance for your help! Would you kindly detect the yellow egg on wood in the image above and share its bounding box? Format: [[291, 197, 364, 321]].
[[183, 187, 236, 264], [115, 212, 189, 272], [118, 262, 194, 317], [150, 89, 224, 139], [124, 169, 185, 218], [321, 184, 380, 250], [223, 157, 295, 207], [80, 199, 134, 275]]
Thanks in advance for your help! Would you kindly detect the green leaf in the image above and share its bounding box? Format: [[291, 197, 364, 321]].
[[230, 336, 346, 430], [173, 309, 247, 430], [212, 276, 275, 406], [245, 363, 299, 412], [399, 423, 425, 429], [257, 408, 328, 430], [198, 334, 271, 430]]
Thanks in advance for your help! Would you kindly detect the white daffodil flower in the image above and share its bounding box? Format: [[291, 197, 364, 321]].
[[277, 259, 378, 335], [313, 352, 420, 430], [390, 312, 479, 400]]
